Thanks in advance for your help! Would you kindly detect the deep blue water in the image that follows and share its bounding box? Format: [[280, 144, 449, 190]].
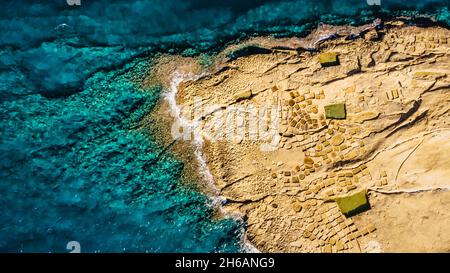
[[0, 0, 449, 252]]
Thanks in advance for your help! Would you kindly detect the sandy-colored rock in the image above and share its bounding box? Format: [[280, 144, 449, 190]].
[[413, 71, 446, 81], [304, 157, 315, 165], [150, 22, 450, 253], [330, 134, 345, 146], [234, 90, 252, 101], [352, 111, 380, 123], [292, 202, 302, 212]]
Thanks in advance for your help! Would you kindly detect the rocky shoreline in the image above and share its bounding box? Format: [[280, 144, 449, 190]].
[[145, 19, 450, 252]]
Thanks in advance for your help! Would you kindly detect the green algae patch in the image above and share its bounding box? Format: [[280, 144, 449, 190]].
[[318, 52, 339, 67], [324, 103, 346, 119], [335, 190, 370, 217]]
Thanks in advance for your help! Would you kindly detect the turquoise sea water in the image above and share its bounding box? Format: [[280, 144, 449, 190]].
[[0, 0, 449, 252]]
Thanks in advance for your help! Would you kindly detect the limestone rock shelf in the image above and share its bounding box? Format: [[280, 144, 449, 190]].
[[148, 20, 450, 253]]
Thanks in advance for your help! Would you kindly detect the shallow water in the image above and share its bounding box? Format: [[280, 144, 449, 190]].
[[0, 0, 449, 252]]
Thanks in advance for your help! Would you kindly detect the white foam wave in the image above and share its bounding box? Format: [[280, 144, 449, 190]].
[[163, 71, 259, 253]]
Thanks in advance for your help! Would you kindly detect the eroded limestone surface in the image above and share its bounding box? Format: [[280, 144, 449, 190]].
[[151, 21, 450, 253]]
